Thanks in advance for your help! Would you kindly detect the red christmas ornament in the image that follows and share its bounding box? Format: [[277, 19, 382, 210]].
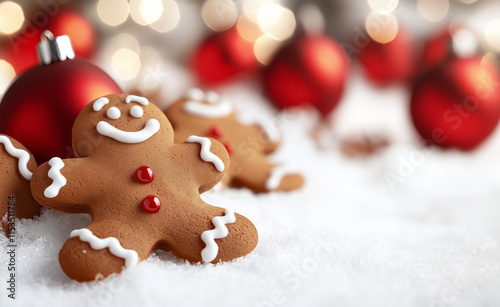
[[1, 9, 96, 74], [410, 56, 500, 150], [0, 31, 121, 163], [192, 27, 258, 84], [357, 29, 415, 85], [262, 32, 348, 117], [421, 25, 476, 71], [422, 27, 456, 70]]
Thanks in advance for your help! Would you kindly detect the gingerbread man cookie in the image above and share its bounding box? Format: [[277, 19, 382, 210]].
[[165, 88, 304, 193], [0, 134, 41, 235], [30, 94, 258, 282]]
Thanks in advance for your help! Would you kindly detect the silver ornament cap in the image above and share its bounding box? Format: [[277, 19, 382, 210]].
[[36, 30, 75, 65]]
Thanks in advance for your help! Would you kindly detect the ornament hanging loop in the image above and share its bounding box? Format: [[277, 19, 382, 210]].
[[37, 30, 75, 65], [41, 30, 55, 41]]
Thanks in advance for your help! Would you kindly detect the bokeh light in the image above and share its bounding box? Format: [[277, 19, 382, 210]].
[[111, 48, 141, 81], [257, 3, 296, 41], [254, 35, 281, 65], [365, 11, 399, 44], [130, 0, 164, 26], [0, 60, 16, 94], [452, 28, 477, 57], [0, 1, 25, 35], [150, 0, 180, 33], [367, 0, 399, 13], [202, 0, 238, 32], [97, 0, 129, 26], [243, 0, 280, 22], [298, 3, 325, 35], [485, 19, 500, 51], [417, 0, 449, 22], [237, 13, 262, 43], [481, 52, 498, 68]]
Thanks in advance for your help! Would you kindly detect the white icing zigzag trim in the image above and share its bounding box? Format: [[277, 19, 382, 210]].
[[97, 119, 160, 144], [201, 209, 236, 263], [265, 166, 299, 191], [70, 228, 139, 268], [0, 136, 33, 180], [44, 157, 67, 198], [186, 136, 225, 172]]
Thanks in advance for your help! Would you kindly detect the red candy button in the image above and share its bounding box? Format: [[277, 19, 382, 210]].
[[141, 195, 161, 213], [135, 166, 154, 184], [209, 125, 224, 138], [223, 142, 234, 155]]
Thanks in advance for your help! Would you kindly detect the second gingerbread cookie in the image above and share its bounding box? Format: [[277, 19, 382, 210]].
[[166, 88, 304, 193], [31, 94, 258, 282]]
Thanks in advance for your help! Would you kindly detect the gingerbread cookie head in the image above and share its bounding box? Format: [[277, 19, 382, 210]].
[[31, 94, 258, 282], [166, 88, 304, 193], [0, 134, 42, 235], [72, 94, 173, 158]]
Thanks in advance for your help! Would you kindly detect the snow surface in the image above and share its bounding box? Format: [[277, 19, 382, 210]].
[[2, 67, 500, 307]]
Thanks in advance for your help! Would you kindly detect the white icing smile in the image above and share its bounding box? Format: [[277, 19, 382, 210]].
[[93, 95, 158, 144], [183, 88, 233, 119], [97, 119, 160, 143]]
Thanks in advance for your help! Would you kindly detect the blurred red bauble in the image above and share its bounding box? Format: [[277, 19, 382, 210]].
[[410, 56, 500, 150], [192, 27, 258, 84], [1, 9, 96, 74], [0, 32, 121, 163], [358, 29, 415, 85], [262, 33, 348, 117], [422, 27, 456, 70]]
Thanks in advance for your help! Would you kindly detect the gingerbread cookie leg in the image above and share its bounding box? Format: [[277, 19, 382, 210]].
[[231, 158, 304, 193], [161, 204, 258, 264], [59, 221, 152, 282]]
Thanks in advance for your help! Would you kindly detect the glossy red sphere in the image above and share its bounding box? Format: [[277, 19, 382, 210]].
[[135, 166, 154, 184], [0, 59, 121, 163], [141, 195, 161, 214], [192, 27, 257, 84], [410, 56, 500, 150], [358, 30, 415, 85], [262, 34, 348, 117]]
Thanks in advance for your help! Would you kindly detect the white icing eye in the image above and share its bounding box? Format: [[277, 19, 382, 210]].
[[187, 88, 205, 101], [130, 105, 144, 118], [106, 107, 121, 120], [206, 91, 220, 104]]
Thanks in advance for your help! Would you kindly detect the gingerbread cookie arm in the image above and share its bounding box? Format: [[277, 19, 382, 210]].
[[31, 157, 99, 213], [231, 158, 304, 193], [58, 221, 150, 282], [253, 124, 281, 155], [177, 136, 230, 193], [161, 204, 258, 264]]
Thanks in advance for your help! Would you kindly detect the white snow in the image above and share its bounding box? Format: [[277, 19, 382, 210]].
[[2, 67, 500, 307]]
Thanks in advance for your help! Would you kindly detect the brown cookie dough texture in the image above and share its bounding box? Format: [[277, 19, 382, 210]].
[[165, 88, 304, 193], [0, 134, 42, 235], [30, 94, 258, 282]]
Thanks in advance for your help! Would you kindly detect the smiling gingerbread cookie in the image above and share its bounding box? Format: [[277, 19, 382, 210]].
[[166, 88, 304, 193], [30, 94, 258, 282], [1, 134, 42, 234]]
